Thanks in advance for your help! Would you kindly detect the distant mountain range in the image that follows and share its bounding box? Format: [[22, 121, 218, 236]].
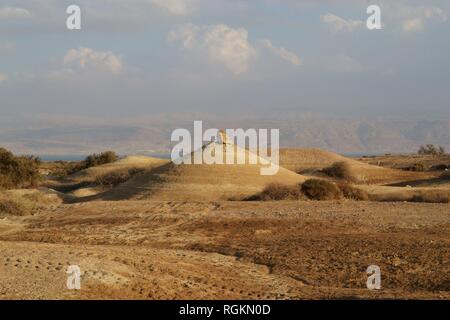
[[1, 114, 449, 156]]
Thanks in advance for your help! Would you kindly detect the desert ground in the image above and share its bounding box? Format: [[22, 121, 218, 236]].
[[0, 147, 449, 299]]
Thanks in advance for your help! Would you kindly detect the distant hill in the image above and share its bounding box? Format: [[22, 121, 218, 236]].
[[0, 115, 449, 156]]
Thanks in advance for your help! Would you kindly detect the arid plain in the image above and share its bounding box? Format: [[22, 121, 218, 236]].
[[0, 147, 449, 299]]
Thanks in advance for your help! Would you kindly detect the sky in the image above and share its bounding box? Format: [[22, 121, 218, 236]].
[[0, 0, 449, 120]]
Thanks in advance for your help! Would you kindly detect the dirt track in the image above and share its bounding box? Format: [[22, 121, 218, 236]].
[[0, 200, 449, 299]]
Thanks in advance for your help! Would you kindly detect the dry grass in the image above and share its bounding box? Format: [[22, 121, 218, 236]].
[[337, 182, 369, 201], [403, 163, 426, 172], [0, 190, 62, 216], [245, 183, 302, 201], [95, 168, 145, 187], [0, 198, 28, 216], [411, 191, 449, 204], [440, 171, 450, 180], [301, 179, 342, 201]]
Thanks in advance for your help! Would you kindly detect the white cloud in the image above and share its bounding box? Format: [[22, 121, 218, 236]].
[[0, 6, 32, 19], [399, 5, 447, 33], [321, 13, 363, 33], [169, 23, 303, 74], [259, 39, 301, 66], [381, 3, 448, 33], [169, 24, 257, 75], [149, 0, 197, 16], [63, 48, 123, 75]]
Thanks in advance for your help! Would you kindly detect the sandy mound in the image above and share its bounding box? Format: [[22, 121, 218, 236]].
[[279, 148, 434, 184], [94, 143, 306, 201]]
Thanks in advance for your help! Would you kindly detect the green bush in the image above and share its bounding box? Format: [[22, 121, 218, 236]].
[[0, 148, 41, 190], [301, 179, 342, 201]]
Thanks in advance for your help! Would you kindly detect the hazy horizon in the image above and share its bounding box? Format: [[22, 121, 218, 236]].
[[1, 0, 450, 153]]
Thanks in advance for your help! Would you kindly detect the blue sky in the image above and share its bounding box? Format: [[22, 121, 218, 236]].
[[1, 0, 449, 120]]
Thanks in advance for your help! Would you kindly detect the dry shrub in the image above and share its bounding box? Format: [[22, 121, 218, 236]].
[[411, 191, 449, 204], [0, 147, 41, 189], [403, 163, 426, 172], [84, 151, 118, 168], [95, 168, 144, 187], [322, 161, 356, 182], [337, 182, 369, 201], [440, 171, 450, 180], [430, 164, 449, 171], [47, 161, 86, 177], [0, 198, 28, 216], [246, 183, 302, 201], [301, 179, 342, 201]]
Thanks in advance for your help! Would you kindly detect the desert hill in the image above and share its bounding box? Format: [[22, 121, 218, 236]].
[[93, 141, 306, 201], [279, 148, 435, 184]]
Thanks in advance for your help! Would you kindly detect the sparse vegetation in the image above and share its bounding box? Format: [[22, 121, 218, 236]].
[[84, 151, 118, 168], [245, 183, 302, 201], [418, 144, 446, 156], [0, 147, 41, 190], [411, 191, 449, 204], [47, 151, 119, 177], [429, 164, 449, 171], [95, 168, 145, 187], [337, 182, 369, 201], [321, 161, 356, 182], [46, 161, 86, 178], [403, 163, 426, 172], [301, 179, 342, 201], [440, 171, 450, 180], [0, 198, 28, 216]]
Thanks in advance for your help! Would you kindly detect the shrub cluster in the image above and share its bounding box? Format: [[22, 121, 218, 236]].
[[48, 151, 119, 177], [411, 192, 449, 204], [95, 168, 144, 187], [246, 179, 370, 202], [0, 198, 28, 216], [403, 163, 426, 172], [440, 171, 450, 180], [300, 179, 342, 201], [321, 161, 356, 182], [418, 144, 446, 156], [0, 148, 41, 190], [246, 183, 302, 201], [84, 151, 118, 168], [337, 182, 370, 201]]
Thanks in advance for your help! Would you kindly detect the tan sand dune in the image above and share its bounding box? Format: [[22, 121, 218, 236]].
[[279, 148, 435, 184], [93, 142, 306, 201]]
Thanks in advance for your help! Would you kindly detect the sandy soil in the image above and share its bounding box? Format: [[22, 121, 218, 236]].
[[0, 200, 448, 299]]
